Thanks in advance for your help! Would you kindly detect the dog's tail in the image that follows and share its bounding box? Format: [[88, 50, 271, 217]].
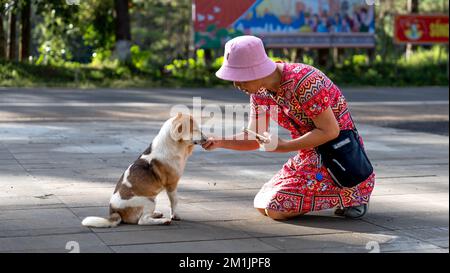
[[81, 213, 121, 228]]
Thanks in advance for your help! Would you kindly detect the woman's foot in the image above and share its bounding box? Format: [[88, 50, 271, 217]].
[[335, 204, 368, 219], [256, 208, 305, 220]]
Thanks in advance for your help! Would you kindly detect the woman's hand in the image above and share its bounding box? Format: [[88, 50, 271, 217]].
[[258, 132, 289, 152], [201, 136, 223, 151]]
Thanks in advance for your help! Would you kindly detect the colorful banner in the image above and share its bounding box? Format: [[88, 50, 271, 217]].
[[394, 14, 449, 44], [193, 0, 376, 48]]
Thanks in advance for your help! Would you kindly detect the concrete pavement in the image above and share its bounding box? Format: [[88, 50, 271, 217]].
[[0, 87, 448, 253]]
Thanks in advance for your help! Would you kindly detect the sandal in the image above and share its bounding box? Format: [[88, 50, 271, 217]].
[[334, 204, 368, 219]]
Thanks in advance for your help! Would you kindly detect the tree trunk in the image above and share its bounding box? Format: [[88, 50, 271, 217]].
[[114, 0, 131, 62], [204, 48, 212, 66], [0, 14, 6, 60], [295, 48, 303, 62], [20, 0, 31, 62], [318, 48, 329, 67], [8, 7, 17, 61], [406, 0, 419, 60], [411, 0, 419, 13]]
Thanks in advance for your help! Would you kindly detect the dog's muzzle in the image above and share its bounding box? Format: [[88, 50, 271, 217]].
[[193, 132, 208, 145]]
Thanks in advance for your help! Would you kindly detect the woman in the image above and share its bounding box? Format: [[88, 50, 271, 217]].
[[202, 35, 375, 221]]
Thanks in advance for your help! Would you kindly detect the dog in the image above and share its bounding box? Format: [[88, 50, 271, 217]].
[[81, 113, 206, 228]]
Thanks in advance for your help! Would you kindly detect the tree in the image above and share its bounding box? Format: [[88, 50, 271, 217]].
[[20, 0, 31, 61], [8, 0, 16, 61], [410, 0, 419, 12], [33, 1, 81, 64], [114, 0, 131, 62], [406, 0, 419, 59], [78, 0, 115, 52], [0, 4, 6, 59], [131, 0, 192, 69]]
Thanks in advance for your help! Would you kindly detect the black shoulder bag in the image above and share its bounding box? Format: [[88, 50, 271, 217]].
[[316, 127, 373, 188], [283, 110, 373, 188]]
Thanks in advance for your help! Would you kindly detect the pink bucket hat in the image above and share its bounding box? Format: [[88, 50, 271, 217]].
[[215, 35, 277, 82]]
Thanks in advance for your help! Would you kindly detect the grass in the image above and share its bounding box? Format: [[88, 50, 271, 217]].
[[1, 49, 449, 89], [0, 60, 158, 88]]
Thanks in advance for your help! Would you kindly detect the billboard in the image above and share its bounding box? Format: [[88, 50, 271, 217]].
[[193, 0, 376, 48], [394, 14, 449, 44]]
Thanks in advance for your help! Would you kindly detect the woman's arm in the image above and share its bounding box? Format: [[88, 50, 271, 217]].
[[263, 107, 340, 153], [202, 113, 268, 151], [208, 132, 260, 151]]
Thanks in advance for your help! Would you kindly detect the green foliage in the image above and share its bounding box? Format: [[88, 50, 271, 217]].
[[301, 54, 315, 66], [33, 1, 81, 65], [163, 49, 224, 86], [162, 46, 449, 87], [1, 0, 449, 88], [78, 0, 115, 51], [267, 51, 290, 63], [2, 44, 448, 88], [130, 45, 151, 72], [399, 45, 449, 66], [351, 54, 368, 66], [131, 0, 191, 70], [0, 59, 156, 88], [327, 46, 448, 86], [90, 48, 116, 68]]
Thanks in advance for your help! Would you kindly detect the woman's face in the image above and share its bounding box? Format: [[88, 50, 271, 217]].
[[233, 80, 262, 95]]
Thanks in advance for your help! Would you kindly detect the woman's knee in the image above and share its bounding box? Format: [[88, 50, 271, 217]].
[[265, 209, 290, 220], [256, 208, 267, 216], [255, 208, 286, 220]]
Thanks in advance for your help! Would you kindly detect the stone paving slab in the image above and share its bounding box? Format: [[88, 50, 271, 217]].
[[111, 238, 279, 253], [0, 233, 111, 253], [258, 231, 443, 253], [0, 88, 448, 253], [96, 225, 252, 246]]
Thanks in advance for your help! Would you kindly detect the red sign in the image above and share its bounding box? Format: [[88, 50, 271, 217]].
[[193, 0, 255, 32], [394, 14, 449, 44]]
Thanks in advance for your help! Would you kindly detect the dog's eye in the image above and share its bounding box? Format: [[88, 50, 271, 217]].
[[177, 125, 183, 133]]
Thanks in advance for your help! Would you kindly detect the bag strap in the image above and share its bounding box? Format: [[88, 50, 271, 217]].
[[346, 108, 359, 133], [264, 89, 359, 136]]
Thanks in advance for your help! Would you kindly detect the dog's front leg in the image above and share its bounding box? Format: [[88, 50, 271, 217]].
[[167, 190, 180, 221]]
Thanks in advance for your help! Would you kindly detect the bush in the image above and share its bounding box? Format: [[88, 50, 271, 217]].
[[163, 47, 448, 87], [163, 49, 228, 87], [326, 46, 448, 86], [0, 60, 155, 88], [1, 46, 448, 88]]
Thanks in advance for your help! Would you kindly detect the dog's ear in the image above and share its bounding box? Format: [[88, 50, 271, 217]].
[[170, 121, 183, 141]]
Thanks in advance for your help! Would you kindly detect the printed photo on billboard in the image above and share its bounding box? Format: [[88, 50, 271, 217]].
[[193, 0, 376, 48]]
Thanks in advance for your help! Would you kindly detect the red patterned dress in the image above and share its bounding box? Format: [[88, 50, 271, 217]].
[[252, 63, 375, 214]]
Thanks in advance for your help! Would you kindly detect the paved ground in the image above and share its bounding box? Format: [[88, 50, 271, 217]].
[[0, 86, 448, 253]]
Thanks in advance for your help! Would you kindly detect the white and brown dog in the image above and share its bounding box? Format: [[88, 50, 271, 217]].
[[82, 113, 206, 228]]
